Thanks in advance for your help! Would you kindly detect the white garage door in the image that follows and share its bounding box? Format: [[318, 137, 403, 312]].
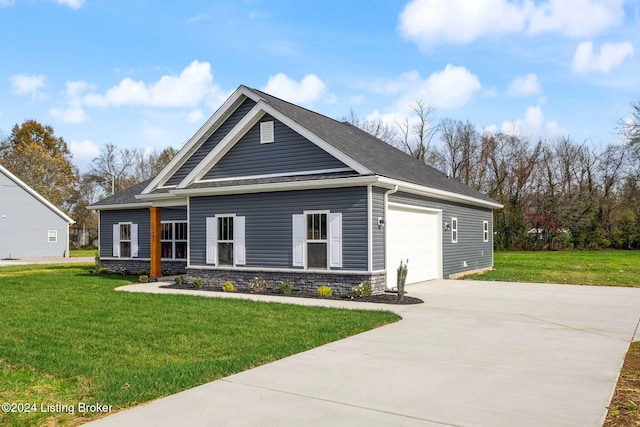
[[386, 204, 441, 289]]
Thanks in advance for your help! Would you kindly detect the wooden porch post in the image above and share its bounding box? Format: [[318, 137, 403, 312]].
[[150, 206, 162, 280]]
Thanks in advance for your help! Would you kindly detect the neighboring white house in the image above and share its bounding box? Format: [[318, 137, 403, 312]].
[[0, 164, 74, 258]]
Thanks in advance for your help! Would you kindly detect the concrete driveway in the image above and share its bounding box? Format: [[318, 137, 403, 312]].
[[88, 280, 640, 427]]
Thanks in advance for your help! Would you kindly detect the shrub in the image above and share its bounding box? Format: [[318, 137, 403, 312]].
[[192, 278, 203, 289], [97, 267, 109, 274], [222, 281, 236, 292], [351, 281, 372, 298], [250, 277, 268, 294], [280, 282, 292, 296], [138, 275, 149, 283], [94, 254, 100, 270], [175, 276, 184, 285], [317, 285, 333, 298], [138, 269, 149, 276]]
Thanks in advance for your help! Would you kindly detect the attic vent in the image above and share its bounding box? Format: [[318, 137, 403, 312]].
[[260, 121, 274, 144]]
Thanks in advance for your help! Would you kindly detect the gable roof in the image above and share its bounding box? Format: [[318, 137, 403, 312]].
[[96, 85, 500, 209], [0, 164, 75, 224], [247, 87, 496, 205]]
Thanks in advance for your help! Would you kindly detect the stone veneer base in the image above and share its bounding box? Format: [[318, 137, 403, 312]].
[[186, 267, 387, 297], [100, 259, 187, 276]]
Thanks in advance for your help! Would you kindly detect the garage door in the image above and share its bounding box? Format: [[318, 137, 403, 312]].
[[386, 203, 441, 289]]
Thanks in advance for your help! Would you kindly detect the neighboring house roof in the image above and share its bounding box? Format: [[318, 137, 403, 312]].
[[90, 85, 502, 210], [0, 164, 75, 224]]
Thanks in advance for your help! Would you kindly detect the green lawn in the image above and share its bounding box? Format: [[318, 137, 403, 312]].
[[69, 249, 98, 257], [0, 264, 399, 426], [475, 250, 640, 286]]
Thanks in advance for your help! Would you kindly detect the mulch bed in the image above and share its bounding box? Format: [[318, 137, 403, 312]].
[[604, 341, 640, 426], [160, 283, 423, 305]]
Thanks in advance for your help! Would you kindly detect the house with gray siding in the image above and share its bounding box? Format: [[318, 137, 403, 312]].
[[0, 164, 74, 258], [89, 85, 502, 294]]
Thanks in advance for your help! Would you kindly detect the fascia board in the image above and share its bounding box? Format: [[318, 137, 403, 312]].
[[0, 164, 75, 224], [141, 87, 252, 195], [87, 202, 152, 211], [377, 177, 504, 209], [256, 102, 371, 175], [177, 103, 267, 188], [170, 176, 378, 197]]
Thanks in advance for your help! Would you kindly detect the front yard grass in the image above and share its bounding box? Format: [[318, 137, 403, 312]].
[[474, 250, 640, 287], [0, 264, 400, 426]]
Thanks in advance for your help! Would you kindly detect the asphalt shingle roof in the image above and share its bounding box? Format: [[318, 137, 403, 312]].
[[247, 87, 496, 204], [91, 86, 498, 207], [90, 179, 152, 207]]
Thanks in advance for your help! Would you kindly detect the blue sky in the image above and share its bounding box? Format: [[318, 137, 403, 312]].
[[1, 0, 639, 172]]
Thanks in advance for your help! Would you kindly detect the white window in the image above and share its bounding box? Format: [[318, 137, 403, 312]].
[[307, 212, 328, 269], [451, 217, 458, 243], [217, 216, 234, 266], [483, 221, 489, 243], [292, 211, 342, 269], [48, 230, 57, 243], [260, 121, 274, 144], [205, 215, 245, 266], [112, 223, 138, 258], [161, 221, 188, 260]]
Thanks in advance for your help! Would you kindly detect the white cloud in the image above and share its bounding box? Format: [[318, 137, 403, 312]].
[[507, 73, 542, 96], [527, 0, 625, 38], [49, 107, 89, 123], [69, 140, 100, 161], [399, 0, 525, 46], [57, 0, 84, 9], [186, 109, 203, 123], [83, 60, 222, 108], [499, 105, 566, 137], [572, 41, 634, 73], [399, 0, 626, 47], [262, 73, 328, 105], [373, 65, 481, 112], [11, 73, 46, 99]]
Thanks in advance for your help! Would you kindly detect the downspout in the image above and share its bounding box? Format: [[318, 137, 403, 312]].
[[382, 185, 398, 290]]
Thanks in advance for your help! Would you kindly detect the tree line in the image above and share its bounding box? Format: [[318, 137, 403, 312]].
[[346, 102, 640, 250], [0, 120, 175, 248], [1, 102, 639, 251]]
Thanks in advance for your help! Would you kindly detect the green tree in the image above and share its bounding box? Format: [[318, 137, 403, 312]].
[[0, 120, 78, 212]]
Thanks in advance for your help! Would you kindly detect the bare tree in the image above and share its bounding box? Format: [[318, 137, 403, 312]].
[[396, 100, 438, 162], [341, 109, 398, 146]]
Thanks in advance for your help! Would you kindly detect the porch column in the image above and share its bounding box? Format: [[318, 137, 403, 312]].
[[150, 206, 162, 280]]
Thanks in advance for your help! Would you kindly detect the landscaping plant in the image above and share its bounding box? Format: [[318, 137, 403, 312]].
[[397, 259, 408, 302]]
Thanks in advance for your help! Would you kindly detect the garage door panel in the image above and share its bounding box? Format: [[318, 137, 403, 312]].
[[386, 205, 440, 289]]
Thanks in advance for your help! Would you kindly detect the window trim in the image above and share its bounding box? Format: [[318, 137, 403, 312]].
[[483, 220, 489, 243], [47, 230, 57, 243], [451, 217, 458, 244], [119, 222, 132, 258], [215, 214, 236, 266], [160, 221, 188, 260], [304, 210, 330, 270]]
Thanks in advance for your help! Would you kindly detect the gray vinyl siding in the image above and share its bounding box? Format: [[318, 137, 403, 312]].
[[202, 115, 349, 180], [165, 98, 257, 186], [0, 171, 70, 258], [99, 209, 150, 258], [372, 186, 386, 271], [388, 192, 494, 278], [160, 207, 187, 222], [189, 187, 368, 270]]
